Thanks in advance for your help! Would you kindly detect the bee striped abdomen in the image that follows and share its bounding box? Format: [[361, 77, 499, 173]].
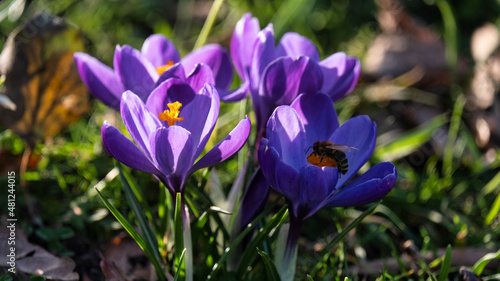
[[333, 151, 349, 175]]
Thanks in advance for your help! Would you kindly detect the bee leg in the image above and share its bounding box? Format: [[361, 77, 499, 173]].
[[320, 153, 327, 163]]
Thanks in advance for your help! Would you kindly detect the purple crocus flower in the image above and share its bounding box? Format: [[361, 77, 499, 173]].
[[234, 56, 324, 237], [100, 79, 249, 281], [100, 80, 251, 196], [230, 13, 360, 122], [258, 92, 396, 277], [74, 34, 233, 110], [230, 13, 361, 137]]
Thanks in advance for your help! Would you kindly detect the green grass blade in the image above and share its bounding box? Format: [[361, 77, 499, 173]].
[[174, 249, 187, 281], [174, 192, 185, 280], [485, 191, 500, 225], [158, 183, 169, 238], [118, 164, 146, 203], [120, 164, 159, 230], [438, 245, 452, 281], [206, 204, 286, 280], [0, 273, 13, 281], [436, 0, 458, 71], [95, 187, 166, 281], [472, 250, 500, 275], [310, 202, 379, 277], [193, 0, 224, 50], [459, 125, 483, 173], [306, 275, 314, 281], [257, 247, 282, 281], [118, 165, 161, 263], [186, 183, 231, 241], [374, 114, 447, 161], [482, 170, 500, 195], [442, 94, 465, 178], [322, 202, 379, 254], [237, 207, 289, 279], [429, 271, 439, 281], [483, 273, 500, 280]]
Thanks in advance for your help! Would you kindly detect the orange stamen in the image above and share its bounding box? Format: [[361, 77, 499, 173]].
[[156, 60, 175, 75], [159, 101, 184, 126]]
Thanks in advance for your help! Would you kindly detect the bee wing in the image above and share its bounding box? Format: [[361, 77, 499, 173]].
[[328, 144, 357, 152]]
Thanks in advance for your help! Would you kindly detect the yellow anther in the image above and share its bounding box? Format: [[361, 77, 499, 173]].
[[159, 101, 184, 126], [156, 60, 175, 75]]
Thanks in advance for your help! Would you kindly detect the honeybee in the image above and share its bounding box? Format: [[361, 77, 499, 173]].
[[305, 141, 357, 176]]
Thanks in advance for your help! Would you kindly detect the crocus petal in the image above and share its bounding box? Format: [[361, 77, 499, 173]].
[[182, 44, 233, 90], [247, 24, 276, 130], [146, 78, 196, 118], [275, 159, 300, 215], [121, 90, 162, 160], [319, 53, 360, 101], [261, 56, 323, 103], [179, 83, 220, 158], [258, 138, 279, 190], [239, 168, 270, 230], [151, 126, 194, 191], [276, 32, 320, 61], [101, 121, 159, 175], [141, 34, 181, 67], [249, 24, 276, 95], [331, 115, 377, 187], [259, 57, 323, 139], [74, 53, 124, 110], [114, 45, 159, 102], [217, 80, 249, 102], [190, 116, 251, 174], [266, 106, 306, 170], [324, 162, 397, 207], [298, 165, 338, 218], [185, 63, 216, 94], [155, 63, 187, 88], [291, 93, 339, 147], [231, 13, 260, 79]]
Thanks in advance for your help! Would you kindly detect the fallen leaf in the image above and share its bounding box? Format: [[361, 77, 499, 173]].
[[364, 0, 457, 90], [0, 12, 90, 147], [0, 224, 79, 280], [102, 233, 156, 281], [348, 247, 499, 276]]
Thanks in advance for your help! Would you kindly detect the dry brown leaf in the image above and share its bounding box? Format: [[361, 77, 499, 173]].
[[100, 252, 132, 281], [0, 225, 79, 280], [364, 33, 448, 82], [102, 234, 156, 281], [375, 0, 439, 42], [348, 247, 499, 276], [364, 0, 456, 90], [0, 12, 89, 147]]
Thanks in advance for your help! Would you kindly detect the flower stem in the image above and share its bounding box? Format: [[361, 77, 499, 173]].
[[279, 215, 303, 281], [182, 199, 193, 281]]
